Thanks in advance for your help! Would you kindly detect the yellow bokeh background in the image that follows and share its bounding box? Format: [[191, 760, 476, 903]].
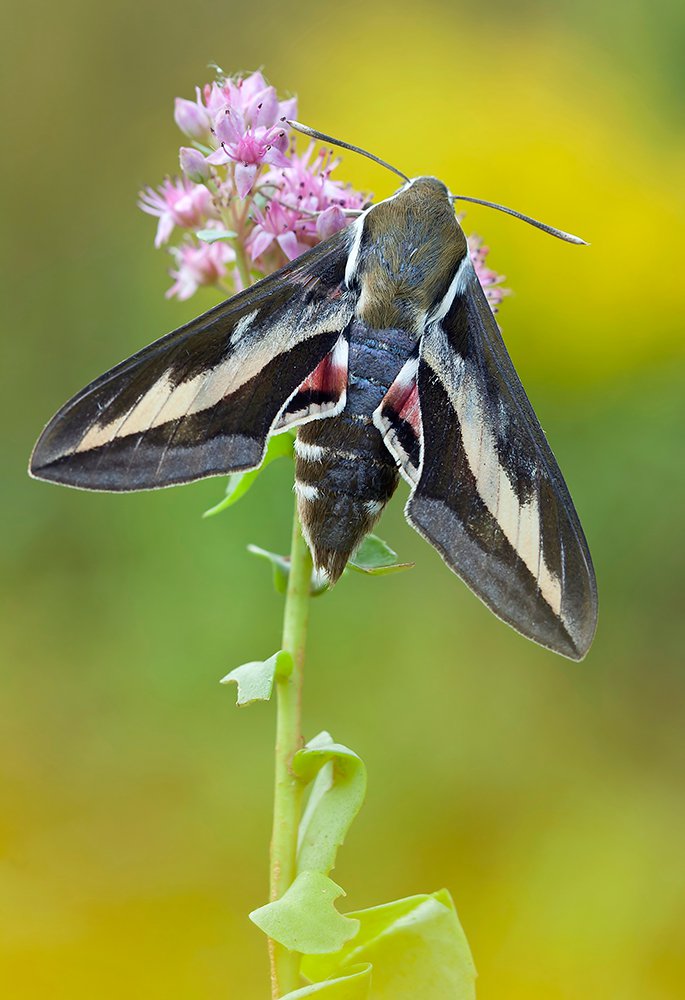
[[2, 1, 684, 998]]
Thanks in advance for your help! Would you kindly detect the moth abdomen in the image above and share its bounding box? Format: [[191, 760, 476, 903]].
[[294, 320, 416, 581], [294, 417, 398, 582]]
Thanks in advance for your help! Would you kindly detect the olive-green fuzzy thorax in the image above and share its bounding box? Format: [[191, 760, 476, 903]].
[[354, 177, 467, 331]]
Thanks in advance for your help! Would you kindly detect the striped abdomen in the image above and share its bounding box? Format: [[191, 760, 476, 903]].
[[295, 320, 416, 581]]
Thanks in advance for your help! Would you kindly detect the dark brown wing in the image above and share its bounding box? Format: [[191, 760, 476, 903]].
[[406, 258, 597, 659], [30, 230, 355, 491]]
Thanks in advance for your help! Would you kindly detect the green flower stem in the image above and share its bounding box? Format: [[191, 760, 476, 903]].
[[229, 203, 253, 291], [229, 166, 254, 291], [269, 502, 313, 997], [232, 237, 253, 293], [207, 172, 253, 291]]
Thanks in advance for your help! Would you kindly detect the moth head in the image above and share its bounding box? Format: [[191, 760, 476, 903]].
[[406, 176, 450, 199], [392, 176, 458, 225]]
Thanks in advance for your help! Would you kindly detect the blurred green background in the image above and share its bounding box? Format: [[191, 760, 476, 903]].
[[2, 1, 685, 997]]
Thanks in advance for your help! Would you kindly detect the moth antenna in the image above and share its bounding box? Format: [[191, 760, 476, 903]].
[[451, 194, 588, 245], [256, 187, 363, 219], [287, 120, 410, 185]]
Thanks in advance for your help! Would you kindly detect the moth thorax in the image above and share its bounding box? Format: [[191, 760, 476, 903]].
[[355, 203, 467, 329]]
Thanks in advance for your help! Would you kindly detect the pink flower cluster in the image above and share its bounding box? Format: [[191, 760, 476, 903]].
[[468, 235, 510, 312], [139, 70, 365, 300], [140, 69, 508, 311]]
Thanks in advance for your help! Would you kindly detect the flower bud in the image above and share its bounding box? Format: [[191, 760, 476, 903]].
[[174, 97, 209, 140], [316, 205, 346, 240], [179, 147, 210, 183]]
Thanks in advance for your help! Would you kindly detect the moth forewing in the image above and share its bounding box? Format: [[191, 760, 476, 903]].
[[407, 253, 597, 660], [29, 229, 356, 492]]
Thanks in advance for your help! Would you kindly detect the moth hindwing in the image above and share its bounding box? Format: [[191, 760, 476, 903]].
[[31, 176, 597, 659]]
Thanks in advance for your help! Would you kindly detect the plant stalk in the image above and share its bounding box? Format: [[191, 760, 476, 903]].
[[229, 166, 253, 291], [230, 212, 253, 291], [268, 501, 312, 997]]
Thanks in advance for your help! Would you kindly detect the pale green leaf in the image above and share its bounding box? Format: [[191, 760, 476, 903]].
[[301, 890, 476, 1000], [294, 732, 367, 877], [247, 547, 330, 598], [246, 544, 290, 595], [250, 872, 359, 955], [203, 433, 294, 518], [196, 227, 238, 243], [220, 650, 293, 706], [348, 535, 413, 576], [281, 964, 371, 999]]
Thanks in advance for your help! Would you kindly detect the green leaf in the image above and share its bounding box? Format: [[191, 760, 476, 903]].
[[192, 141, 214, 155], [301, 890, 476, 1000], [281, 964, 371, 999], [220, 650, 293, 706], [203, 433, 294, 518], [247, 546, 330, 598], [250, 872, 360, 955], [294, 732, 367, 877], [196, 227, 238, 243], [247, 544, 291, 595], [348, 534, 414, 576]]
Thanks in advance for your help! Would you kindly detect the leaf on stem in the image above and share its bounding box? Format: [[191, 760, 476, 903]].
[[196, 228, 238, 243], [250, 871, 360, 954], [294, 731, 367, 878], [246, 544, 291, 595], [280, 964, 371, 998], [220, 650, 293, 705], [301, 890, 476, 1000], [247, 545, 329, 597], [348, 535, 414, 576], [203, 432, 294, 517]]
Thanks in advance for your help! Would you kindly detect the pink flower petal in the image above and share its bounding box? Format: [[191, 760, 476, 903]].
[[235, 162, 258, 199], [155, 215, 174, 247], [250, 229, 275, 260], [277, 230, 301, 260], [267, 126, 290, 154], [214, 109, 243, 146], [243, 71, 268, 99], [166, 277, 195, 300], [206, 147, 231, 165], [254, 89, 278, 128], [138, 188, 164, 216], [279, 97, 298, 121], [264, 146, 289, 169], [231, 107, 247, 138], [204, 82, 228, 117]]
